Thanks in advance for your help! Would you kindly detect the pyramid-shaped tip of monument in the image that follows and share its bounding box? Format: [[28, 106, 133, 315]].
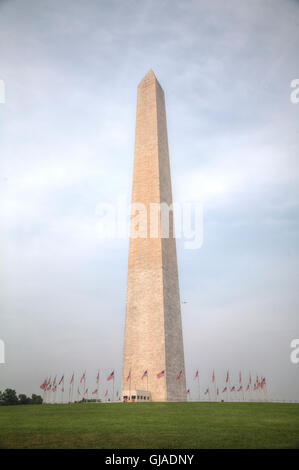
[[139, 69, 157, 84], [144, 69, 156, 79]]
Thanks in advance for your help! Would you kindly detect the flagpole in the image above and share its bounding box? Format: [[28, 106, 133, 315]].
[[198, 376, 200, 402], [213, 370, 217, 401], [113, 374, 115, 402]]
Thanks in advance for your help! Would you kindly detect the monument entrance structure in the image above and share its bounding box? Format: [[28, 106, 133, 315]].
[[121, 70, 186, 402]]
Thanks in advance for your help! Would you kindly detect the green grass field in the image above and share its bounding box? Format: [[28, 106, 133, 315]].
[[0, 402, 298, 449]]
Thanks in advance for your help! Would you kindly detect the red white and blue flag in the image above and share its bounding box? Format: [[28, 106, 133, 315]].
[[40, 379, 47, 390], [226, 370, 229, 383], [222, 387, 227, 393], [70, 373, 74, 385], [107, 371, 114, 381], [104, 390, 108, 397], [126, 370, 131, 382], [231, 386, 235, 392], [157, 370, 165, 379], [204, 388, 209, 395], [177, 370, 183, 380], [141, 370, 148, 380], [237, 385, 242, 392], [58, 374, 64, 385], [96, 372, 100, 385], [186, 389, 190, 394], [92, 389, 98, 395], [212, 370, 215, 383], [194, 370, 199, 379], [80, 372, 86, 383]]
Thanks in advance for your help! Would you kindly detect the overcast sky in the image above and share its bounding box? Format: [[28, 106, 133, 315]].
[[0, 0, 298, 401]]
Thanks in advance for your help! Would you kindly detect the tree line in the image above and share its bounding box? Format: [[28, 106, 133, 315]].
[[0, 388, 43, 405]]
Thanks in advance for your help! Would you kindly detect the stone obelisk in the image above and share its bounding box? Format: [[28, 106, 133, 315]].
[[121, 70, 186, 402]]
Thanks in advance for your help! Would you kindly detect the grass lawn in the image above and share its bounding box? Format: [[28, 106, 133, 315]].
[[0, 402, 298, 449]]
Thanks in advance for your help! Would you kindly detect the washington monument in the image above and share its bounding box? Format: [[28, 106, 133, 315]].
[[121, 70, 186, 402]]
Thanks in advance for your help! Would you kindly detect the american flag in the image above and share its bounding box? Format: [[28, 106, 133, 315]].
[[212, 370, 215, 383], [157, 370, 165, 379], [226, 370, 229, 383], [239, 372, 242, 384], [194, 370, 199, 379], [104, 390, 108, 397], [80, 372, 86, 383], [176, 370, 183, 380], [77, 388, 81, 395], [40, 379, 47, 390], [58, 374, 64, 385], [107, 371, 114, 381], [222, 387, 227, 393], [96, 372, 100, 384], [230, 386, 235, 392], [70, 373, 74, 385], [141, 370, 148, 380], [204, 388, 209, 395], [186, 389, 190, 394], [126, 370, 131, 382], [237, 386, 242, 392], [92, 389, 98, 395]]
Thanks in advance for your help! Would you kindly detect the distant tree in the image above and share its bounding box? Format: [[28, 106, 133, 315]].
[[30, 394, 42, 404], [1, 388, 19, 405], [18, 394, 30, 405], [0, 389, 43, 405]]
